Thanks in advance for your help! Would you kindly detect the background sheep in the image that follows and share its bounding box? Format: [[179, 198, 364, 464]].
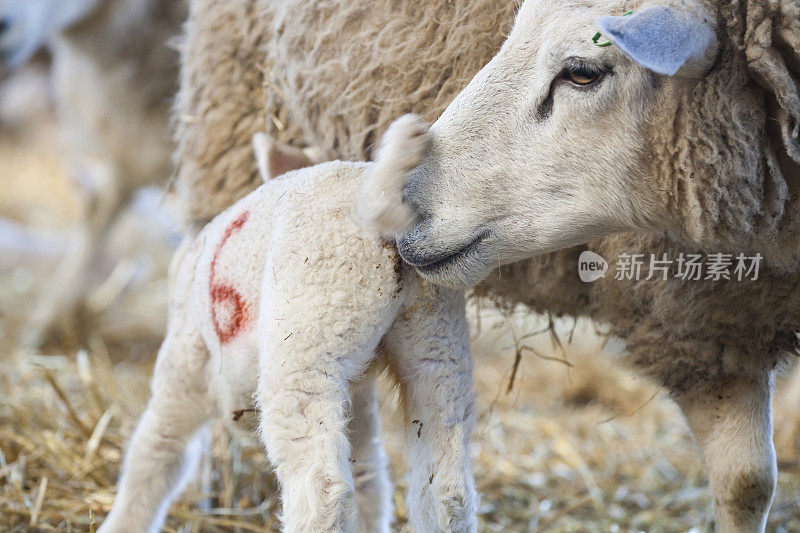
[[173, 0, 800, 530], [0, 0, 185, 345], [102, 119, 477, 533]]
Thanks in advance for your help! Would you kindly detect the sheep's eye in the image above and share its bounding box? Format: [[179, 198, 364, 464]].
[[566, 67, 600, 85], [562, 59, 606, 87]]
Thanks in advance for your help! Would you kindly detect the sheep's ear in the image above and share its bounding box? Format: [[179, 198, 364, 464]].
[[252, 133, 314, 181], [595, 5, 718, 77]]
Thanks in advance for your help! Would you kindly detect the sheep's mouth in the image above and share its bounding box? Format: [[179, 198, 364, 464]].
[[398, 228, 493, 285], [413, 230, 489, 269]]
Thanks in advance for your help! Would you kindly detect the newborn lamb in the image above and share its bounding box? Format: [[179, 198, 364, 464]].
[[99, 116, 477, 533]]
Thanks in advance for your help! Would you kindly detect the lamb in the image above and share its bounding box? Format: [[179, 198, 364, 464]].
[[0, 0, 185, 344], [100, 116, 478, 533], [173, 1, 800, 530]]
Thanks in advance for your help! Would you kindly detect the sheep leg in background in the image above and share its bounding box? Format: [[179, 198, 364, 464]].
[[383, 281, 477, 533], [775, 362, 800, 455], [347, 370, 393, 533], [99, 319, 212, 533], [23, 159, 127, 347], [0, 219, 67, 262], [675, 375, 776, 533]]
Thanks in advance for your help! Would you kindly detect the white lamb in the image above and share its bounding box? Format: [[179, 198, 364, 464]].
[[99, 115, 477, 533]]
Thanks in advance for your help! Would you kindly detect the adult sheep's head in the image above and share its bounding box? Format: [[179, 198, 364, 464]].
[[0, 0, 99, 68], [392, 0, 800, 288]]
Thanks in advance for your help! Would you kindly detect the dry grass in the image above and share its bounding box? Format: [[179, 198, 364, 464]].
[[0, 70, 798, 532], [1, 310, 798, 532]]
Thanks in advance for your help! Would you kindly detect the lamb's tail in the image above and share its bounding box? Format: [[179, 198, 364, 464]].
[[356, 114, 429, 238]]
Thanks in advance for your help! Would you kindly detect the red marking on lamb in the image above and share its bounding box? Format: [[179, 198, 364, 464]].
[[210, 211, 251, 343]]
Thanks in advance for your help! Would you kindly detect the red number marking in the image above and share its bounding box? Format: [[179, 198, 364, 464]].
[[210, 211, 251, 343]]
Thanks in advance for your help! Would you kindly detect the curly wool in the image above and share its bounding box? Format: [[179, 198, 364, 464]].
[[654, 0, 800, 266], [739, 0, 800, 162], [262, 1, 518, 162], [171, 0, 276, 227], [172, 0, 517, 226], [476, 231, 800, 394]]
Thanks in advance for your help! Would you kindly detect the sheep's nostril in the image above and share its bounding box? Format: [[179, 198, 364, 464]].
[[0, 18, 10, 36]]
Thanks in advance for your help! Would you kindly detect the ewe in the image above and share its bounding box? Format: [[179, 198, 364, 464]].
[[100, 117, 477, 533], [0, 0, 184, 344], [174, 0, 800, 531], [389, 3, 800, 532]]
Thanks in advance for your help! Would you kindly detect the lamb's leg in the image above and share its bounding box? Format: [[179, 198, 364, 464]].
[[255, 227, 402, 532], [675, 375, 776, 533], [383, 280, 477, 532], [348, 370, 393, 533], [99, 321, 212, 533], [257, 352, 361, 533]]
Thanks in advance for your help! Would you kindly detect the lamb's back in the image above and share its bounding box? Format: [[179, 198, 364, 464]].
[[172, 161, 402, 411]]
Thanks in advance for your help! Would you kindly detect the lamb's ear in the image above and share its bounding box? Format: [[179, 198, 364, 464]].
[[595, 5, 718, 77], [252, 133, 314, 181]]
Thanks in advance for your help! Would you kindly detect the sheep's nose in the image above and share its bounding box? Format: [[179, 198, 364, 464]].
[[403, 166, 435, 218]]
